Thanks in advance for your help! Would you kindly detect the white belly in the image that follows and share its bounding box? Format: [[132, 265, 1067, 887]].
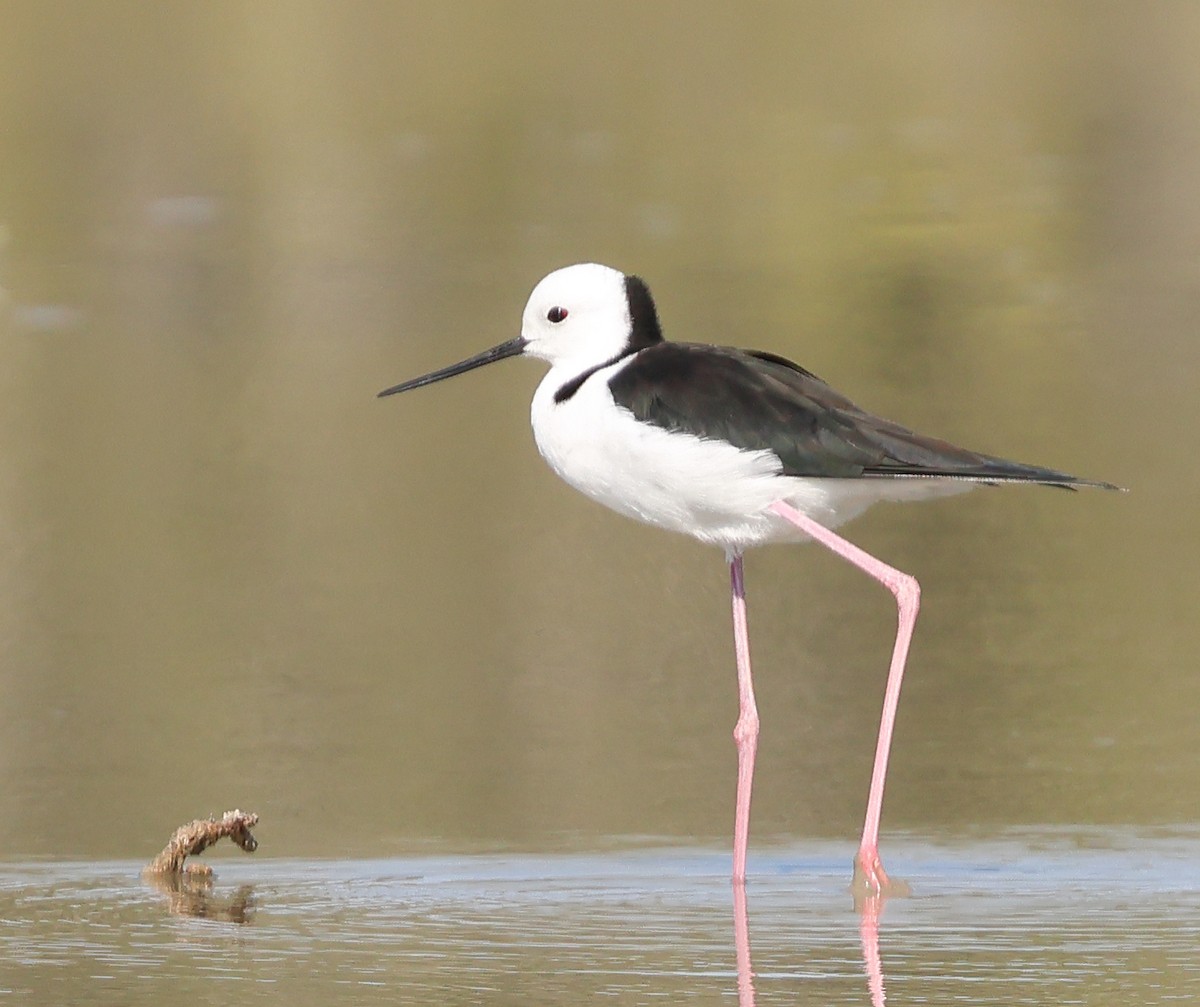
[[530, 364, 970, 554]]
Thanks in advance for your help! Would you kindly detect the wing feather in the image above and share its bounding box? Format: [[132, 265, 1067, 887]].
[[607, 343, 1116, 489]]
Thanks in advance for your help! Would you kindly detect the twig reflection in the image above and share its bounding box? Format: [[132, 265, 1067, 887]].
[[143, 872, 257, 924]]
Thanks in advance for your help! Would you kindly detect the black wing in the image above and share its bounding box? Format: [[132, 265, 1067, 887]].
[[607, 342, 1117, 488]]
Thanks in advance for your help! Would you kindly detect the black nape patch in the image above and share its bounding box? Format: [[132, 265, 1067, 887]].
[[553, 273, 666, 405], [624, 275, 664, 350]]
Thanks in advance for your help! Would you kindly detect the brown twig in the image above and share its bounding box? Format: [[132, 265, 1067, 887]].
[[144, 809, 259, 877]]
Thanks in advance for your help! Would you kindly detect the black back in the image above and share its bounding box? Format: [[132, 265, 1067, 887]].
[[607, 342, 1111, 487]]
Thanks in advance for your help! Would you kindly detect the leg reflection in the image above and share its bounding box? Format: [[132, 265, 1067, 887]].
[[858, 894, 888, 1007], [733, 882, 755, 1007], [732, 883, 889, 1007]]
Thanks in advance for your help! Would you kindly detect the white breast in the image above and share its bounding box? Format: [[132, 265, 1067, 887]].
[[530, 359, 967, 554]]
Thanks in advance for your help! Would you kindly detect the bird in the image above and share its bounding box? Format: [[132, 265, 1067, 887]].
[[378, 262, 1119, 893]]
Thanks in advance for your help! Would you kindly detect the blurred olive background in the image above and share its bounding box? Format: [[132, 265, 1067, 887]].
[[0, 2, 1193, 861]]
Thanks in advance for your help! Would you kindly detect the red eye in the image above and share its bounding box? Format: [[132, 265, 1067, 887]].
[[547, 306, 568, 323]]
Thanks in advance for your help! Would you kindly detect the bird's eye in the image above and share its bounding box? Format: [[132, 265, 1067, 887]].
[[547, 306, 568, 323]]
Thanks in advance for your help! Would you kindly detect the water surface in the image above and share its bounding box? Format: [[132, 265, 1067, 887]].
[[2, 829, 1197, 1005]]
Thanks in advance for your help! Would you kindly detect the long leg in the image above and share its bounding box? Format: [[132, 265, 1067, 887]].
[[729, 552, 758, 885], [767, 500, 920, 894]]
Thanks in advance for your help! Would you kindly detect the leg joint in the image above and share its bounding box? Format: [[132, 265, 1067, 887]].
[[895, 571, 920, 606]]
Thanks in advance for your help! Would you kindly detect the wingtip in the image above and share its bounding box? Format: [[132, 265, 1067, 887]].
[[1040, 476, 1125, 493], [1078, 478, 1126, 492]]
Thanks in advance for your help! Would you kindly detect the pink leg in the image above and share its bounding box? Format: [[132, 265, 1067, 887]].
[[767, 500, 920, 895], [729, 553, 758, 885]]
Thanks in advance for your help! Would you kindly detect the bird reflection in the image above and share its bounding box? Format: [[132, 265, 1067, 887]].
[[734, 883, 755, 1007], [733, 885, 890, 1007], [857, 895, 888, 1007], [143, 871, 257, 924]]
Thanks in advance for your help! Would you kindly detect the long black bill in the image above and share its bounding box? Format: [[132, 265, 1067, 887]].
[[377, 336, 528, 397]]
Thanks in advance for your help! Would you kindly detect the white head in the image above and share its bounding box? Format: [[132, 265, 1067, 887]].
[[520, 263, 640, 369], [377, 262, 662, 398]]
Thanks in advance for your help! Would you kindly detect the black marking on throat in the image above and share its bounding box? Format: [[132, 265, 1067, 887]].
[[553, 352, 629, 404], [553, 273, 666, 405]]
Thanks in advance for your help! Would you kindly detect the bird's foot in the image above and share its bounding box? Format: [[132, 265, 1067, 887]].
[[851, 844, 911, 901]]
